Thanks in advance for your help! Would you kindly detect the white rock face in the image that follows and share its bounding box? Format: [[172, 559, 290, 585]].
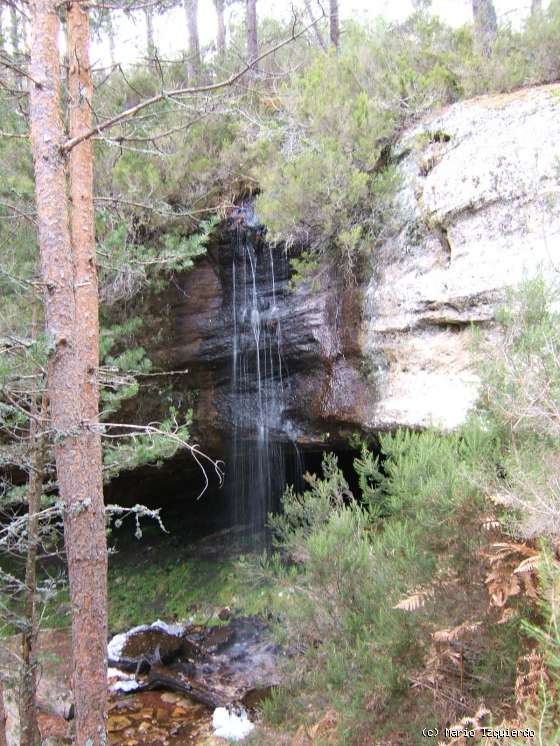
[[363, 83, 560, 430]]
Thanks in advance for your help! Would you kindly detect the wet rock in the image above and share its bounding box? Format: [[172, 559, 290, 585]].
[[134, 83, 560, 449], [108, 715, 133, 732], [121, 629, 183, 665], [201, 625, 233, 652], [110, 617, 279, 712], [218, 607, 232, 622], [148, 661, 225, 707], [241, 686, 274, 710], [108, 621, 186, 672]]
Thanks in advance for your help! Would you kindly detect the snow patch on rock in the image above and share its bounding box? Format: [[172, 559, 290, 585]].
[[107, 666, 140, 693]]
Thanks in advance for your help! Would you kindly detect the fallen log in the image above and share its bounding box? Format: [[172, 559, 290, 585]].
[[146, 663, 229, 708]]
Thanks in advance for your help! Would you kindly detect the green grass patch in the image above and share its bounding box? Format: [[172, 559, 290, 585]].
[[107, 547, 274, 632]]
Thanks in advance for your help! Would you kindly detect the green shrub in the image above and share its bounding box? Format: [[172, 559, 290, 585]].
[[259, 427, 489, 739], [475, 278, 560, 540]]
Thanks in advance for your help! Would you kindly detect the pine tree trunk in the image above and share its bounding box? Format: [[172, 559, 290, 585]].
[[144, 6, 155, 59], [0, 681, 7, 746], [304, 0, 327, 51], [184, 0, 200, 80], [67, 2, 108, 741], [246, 0, 258, 70], [214, 0, 226, 58], [329, 0, 339, 50], [29, 0, 108, 742], [19, 326, 44, 746], [472, 0, 497, 57]]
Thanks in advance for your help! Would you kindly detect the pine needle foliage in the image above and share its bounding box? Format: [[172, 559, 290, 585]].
[[258, 425, 492, 740]]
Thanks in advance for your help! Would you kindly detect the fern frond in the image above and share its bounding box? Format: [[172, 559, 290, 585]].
[[514, 555, 541, 574], [393, 588, 432, 611], [432, 621, 482, 642]]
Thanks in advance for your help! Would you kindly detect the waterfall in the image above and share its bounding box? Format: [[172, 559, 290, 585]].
[[227, 205, 302, 540]]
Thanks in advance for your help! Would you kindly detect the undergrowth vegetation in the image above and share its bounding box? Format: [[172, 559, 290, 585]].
[[250, 278, 560, 745]]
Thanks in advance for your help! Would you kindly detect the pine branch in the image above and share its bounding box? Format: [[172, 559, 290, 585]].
[[60, 11, 325, 153]]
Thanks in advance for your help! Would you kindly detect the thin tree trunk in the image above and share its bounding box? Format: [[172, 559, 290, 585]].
[[184, 0, 200, 79], [144, 6, 155, 59], [531, 0, 542, 14], [10, 5, 18, 54], [67, 2, 108, 741], [29, 0, 108, 742], [214, 0, 226, 58], [0, 681, 7, 746], [106, 10, 116, 66], [304, 0, 327, 51], [329, 0, 339, 49], [19, 312, 44, 746], [246, 0, 258, 70], [472, 0, 497, 58]]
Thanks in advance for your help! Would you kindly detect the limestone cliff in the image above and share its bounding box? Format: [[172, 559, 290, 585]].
[[150, 84, 560, 449], [363, 83, 560, 430]]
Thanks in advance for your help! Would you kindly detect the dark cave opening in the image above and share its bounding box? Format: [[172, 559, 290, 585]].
[[105, 440, 372, 547]]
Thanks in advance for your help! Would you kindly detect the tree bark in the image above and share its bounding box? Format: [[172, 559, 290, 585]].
[[29, 0, 108, 742], [472, 0, 497, 58], [184, 0, 200, 79], [304, 0, 327, 51], [246, 0, 258, 70], [0, 680, 7, 746], [214, 0, 226, 58], [67, 2, 109, 742], [144, 6, 155, 59], [531, 0, 542, 14], [329, 0, 339, 50], [19, 323, 45, 746]]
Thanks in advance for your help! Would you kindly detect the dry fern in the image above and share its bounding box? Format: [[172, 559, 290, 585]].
[[393, 588, 433, 611], [437, 705, 493, 745], [483, 541, 540, 610], [480, 515, 502, 532], [485, 566, 521, 608], [413, 621, 484, 698], [432, 622, 482, 643], [515, 650, 549, 718], [393, 570, 459, 612]]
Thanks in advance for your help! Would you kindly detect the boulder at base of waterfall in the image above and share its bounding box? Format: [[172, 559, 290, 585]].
[[108, 619, 186, 671]]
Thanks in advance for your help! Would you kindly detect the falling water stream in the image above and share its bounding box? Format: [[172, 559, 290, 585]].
[[228, 204, 302, 540]]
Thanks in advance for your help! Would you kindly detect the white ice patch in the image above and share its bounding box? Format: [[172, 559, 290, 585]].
[[212, 707, 255, 741], [107, 631, 129, 661], [107, 667, 134, 680], [108, 667, 139, 693], [150, 619, 185, 636], [110, 679, 140, 693]]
